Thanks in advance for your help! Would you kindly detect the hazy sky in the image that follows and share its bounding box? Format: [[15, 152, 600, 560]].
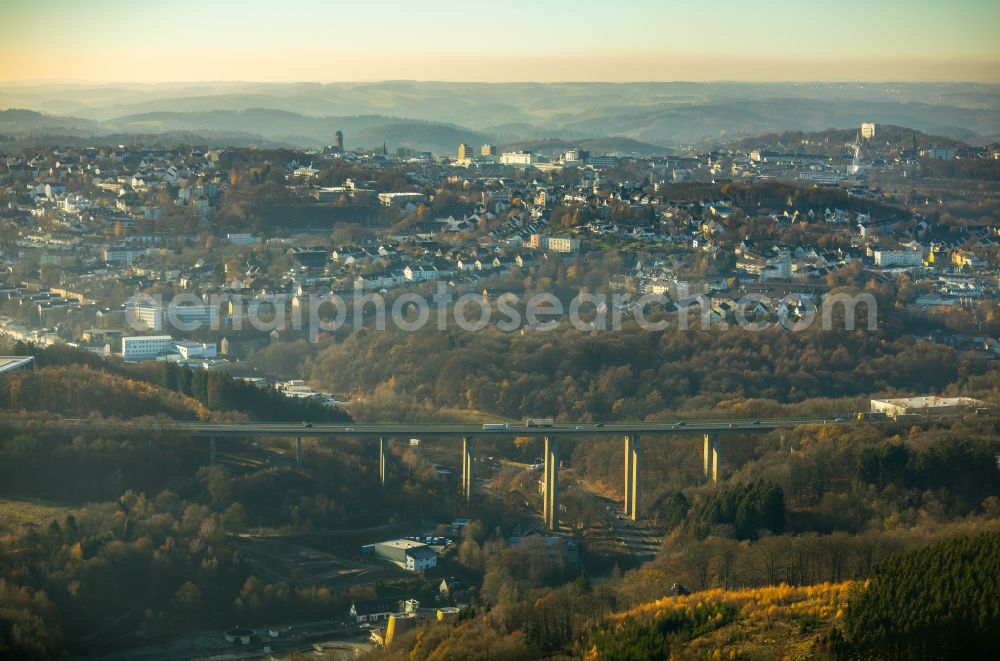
[[1, 0, 998, 83]]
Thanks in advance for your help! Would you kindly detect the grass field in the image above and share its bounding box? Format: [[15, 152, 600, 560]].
[[0, 496, 82, 534]]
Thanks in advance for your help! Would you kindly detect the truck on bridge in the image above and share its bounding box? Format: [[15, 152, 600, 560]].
[[525, 418, 554, 427], [482, 423, 510, 430]]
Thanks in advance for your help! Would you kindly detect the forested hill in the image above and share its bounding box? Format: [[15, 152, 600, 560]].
[[727, 125, 967, 154], [293, 320, 996, 422], [0, 341, 349, 423], [579, 530, 1000, 658], [0, 365, 208, 420]]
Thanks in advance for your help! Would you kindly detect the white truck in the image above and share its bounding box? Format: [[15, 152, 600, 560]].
[[482, 423, 510, 430]]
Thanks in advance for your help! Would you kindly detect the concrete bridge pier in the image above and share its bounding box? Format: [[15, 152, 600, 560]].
[[295, 436, 302, 473], [209, 436, 216, 465], [544, 436, 559, 531], [379, 437, 386, 487], [461, 436, 474, 502], [624, 434, 641, 520], [703, 433, 721, 483]]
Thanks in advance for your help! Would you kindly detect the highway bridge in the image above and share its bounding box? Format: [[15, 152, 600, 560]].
[[172, 418, 835, 438], [31, 416, 852, 530]]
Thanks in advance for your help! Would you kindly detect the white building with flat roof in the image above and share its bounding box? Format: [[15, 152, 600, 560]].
[[870, 396, 986, 417], [873, 250, 923, 268], [500, 151, 535, 166], [121, 336, 217, 361], [121, 336, 173, 360], [173, 341, 217, 360], [373, 539, 437, 571], [129, 303, 218, 331]]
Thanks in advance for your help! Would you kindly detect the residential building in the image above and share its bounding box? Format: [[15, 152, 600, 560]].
[[226, 233, 258, 245], [349, 599, 401, 624], [860, 122, 876, 140], [130, 303, 218, 331], [103, 246, 149, 264], [529, 234, 580, 253], [873, 250, 923, 267]]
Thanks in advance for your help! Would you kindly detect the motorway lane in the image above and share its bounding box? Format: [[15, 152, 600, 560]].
[[4, 416, 848, 438], [170, 417, 835, 437], [590, 493, 662, 561]]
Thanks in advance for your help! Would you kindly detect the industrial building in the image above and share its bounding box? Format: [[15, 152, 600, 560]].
[[371, 539, 437, 571], [870, 396, 987, 417]]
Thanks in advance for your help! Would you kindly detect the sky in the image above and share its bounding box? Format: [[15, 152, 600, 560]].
[[0, 0, 998, 83]]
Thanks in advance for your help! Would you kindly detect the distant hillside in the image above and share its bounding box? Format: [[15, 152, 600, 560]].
[[500, 136, 674, 156], [0, 106, 498, 153], [4, 81, 999, 149], [0, 108, 103, 136], [560, 97, 1000, 147], [345, 121, 491, 154]]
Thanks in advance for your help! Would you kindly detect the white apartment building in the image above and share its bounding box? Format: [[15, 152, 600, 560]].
[[529, 234, 580, 253], [131, 303, 218, 331], [226, 233, 258, 245], [103, 247, 149, 264], [873, 250, 923, 267]]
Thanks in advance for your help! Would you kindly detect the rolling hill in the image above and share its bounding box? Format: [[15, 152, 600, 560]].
[[2, 81, 1000, 151]]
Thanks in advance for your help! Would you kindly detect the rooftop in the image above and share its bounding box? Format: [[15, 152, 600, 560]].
[[377, 539, 428, 551], [871, 396, 985, 409], [0, 356, 34, 373]]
